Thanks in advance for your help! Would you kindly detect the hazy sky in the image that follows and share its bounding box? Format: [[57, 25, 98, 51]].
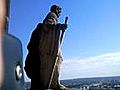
[[9, 0, 120, 81]]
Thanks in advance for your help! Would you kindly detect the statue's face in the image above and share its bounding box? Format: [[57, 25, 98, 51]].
[[56, 8, 61, 18]]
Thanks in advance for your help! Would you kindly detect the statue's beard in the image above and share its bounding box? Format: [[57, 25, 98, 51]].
[[56, 13, 61, 18]]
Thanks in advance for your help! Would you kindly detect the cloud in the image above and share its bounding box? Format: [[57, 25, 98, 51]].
[[60, 52, 120, 80]]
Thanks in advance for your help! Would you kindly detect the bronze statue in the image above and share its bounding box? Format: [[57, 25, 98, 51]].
[[24, 5, 68, 90]]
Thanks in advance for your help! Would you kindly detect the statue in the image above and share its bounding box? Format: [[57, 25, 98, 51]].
[[24, 5, 68, 90]]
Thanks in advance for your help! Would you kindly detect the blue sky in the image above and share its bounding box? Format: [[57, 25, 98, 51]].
[[9, 0, 120, 81]]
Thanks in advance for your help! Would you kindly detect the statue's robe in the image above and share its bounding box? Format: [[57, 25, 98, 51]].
[[24, 22, 62, 90], [24, 23, 42, 90]]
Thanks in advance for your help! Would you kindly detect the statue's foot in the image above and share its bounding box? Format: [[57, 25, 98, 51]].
[[58, 84, 70, 90]]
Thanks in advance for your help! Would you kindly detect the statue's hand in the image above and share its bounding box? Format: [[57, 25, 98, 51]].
[[56, 23, 68, 30], [61, 24, 68, 30]]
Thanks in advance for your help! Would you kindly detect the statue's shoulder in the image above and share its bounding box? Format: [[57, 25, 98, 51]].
[[46, 12, 57, 19], [34, 23, 43, 31], [37, 23, 43, 27]]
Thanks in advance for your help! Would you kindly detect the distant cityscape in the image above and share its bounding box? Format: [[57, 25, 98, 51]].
[[24, 76, 120, 90]]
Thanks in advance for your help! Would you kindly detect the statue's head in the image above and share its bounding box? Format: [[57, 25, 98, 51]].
[[50, 5, 61, 17]]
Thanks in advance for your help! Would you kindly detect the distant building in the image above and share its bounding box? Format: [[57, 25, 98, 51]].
[[114, 85, 120, 90]]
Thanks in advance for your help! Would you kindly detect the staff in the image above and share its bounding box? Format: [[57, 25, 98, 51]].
[[48, 16, 68, 89]]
